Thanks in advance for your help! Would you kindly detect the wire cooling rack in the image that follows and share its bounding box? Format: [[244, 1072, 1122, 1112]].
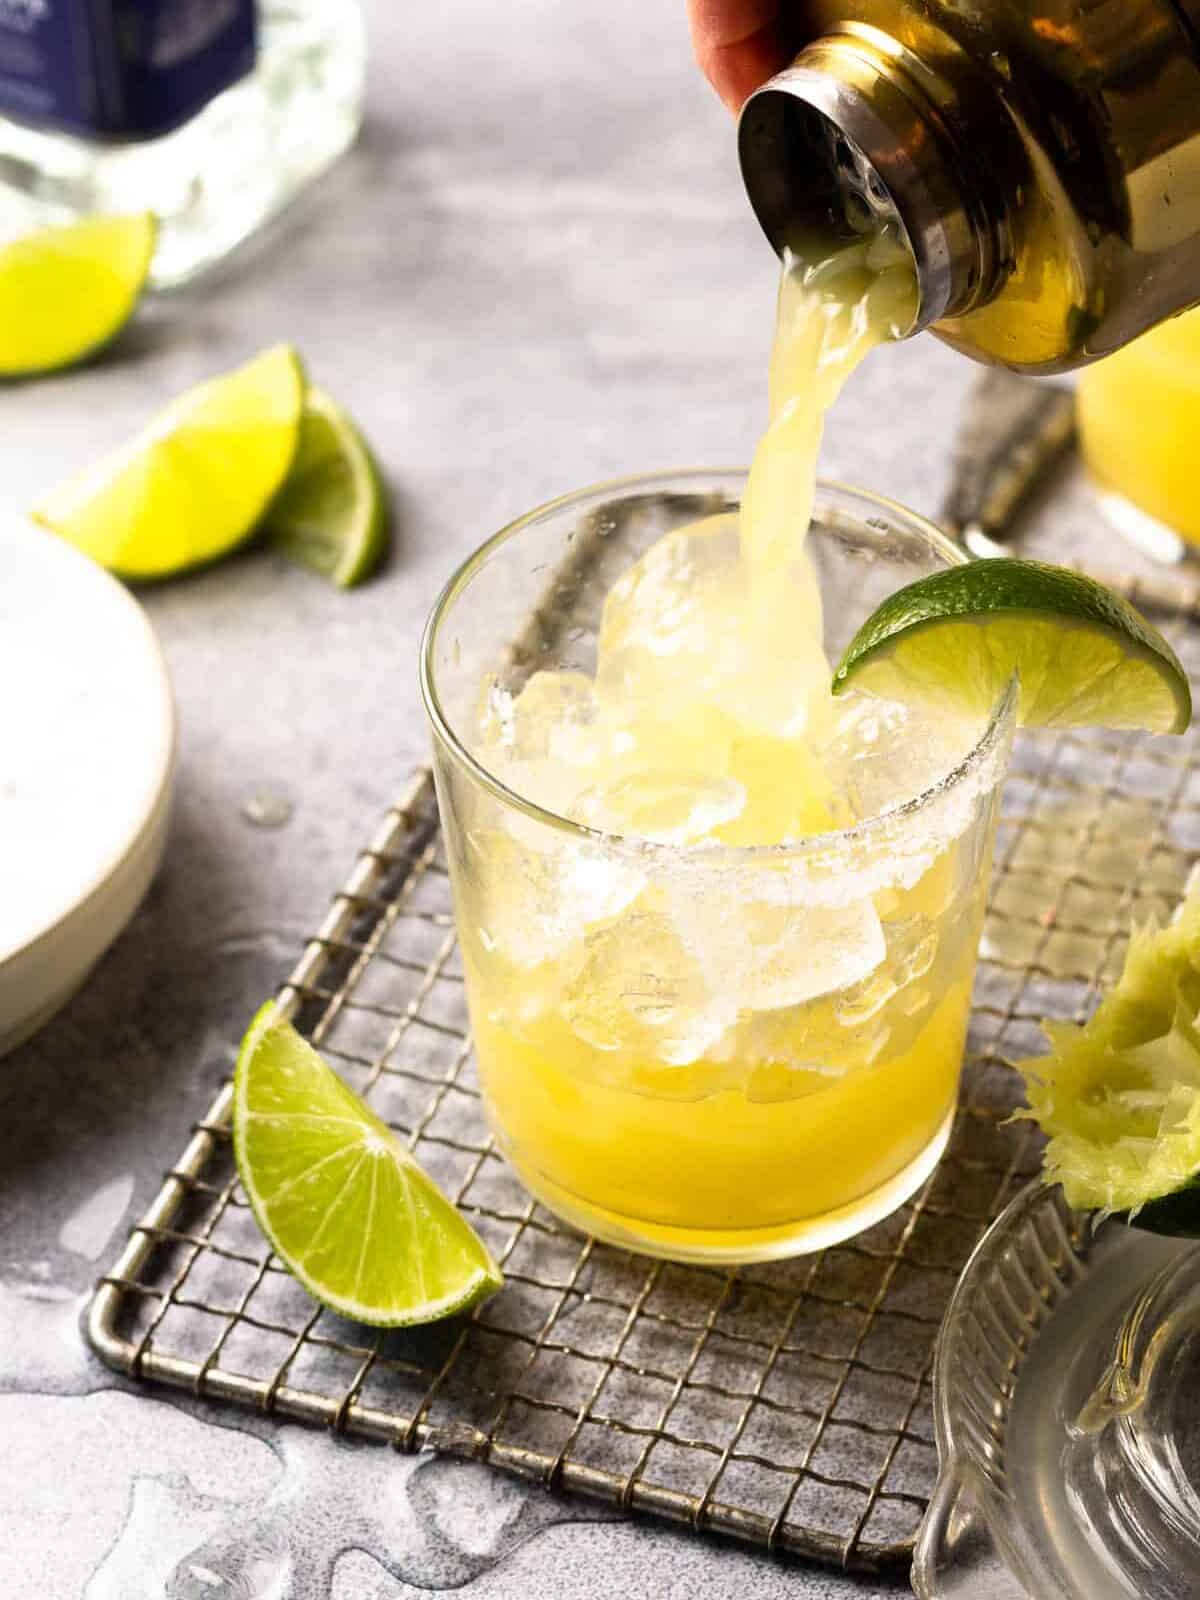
[[86, 598, 1200, 1577]]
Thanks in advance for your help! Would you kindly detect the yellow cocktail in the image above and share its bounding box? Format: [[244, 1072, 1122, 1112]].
[[1079, 307, 1200, 548], [467, 927, 980, 1258], [422, 243, 1012, 1262], [422, 473, 1013, 1262]]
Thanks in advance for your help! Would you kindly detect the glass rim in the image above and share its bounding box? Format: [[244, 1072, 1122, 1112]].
[[419, 468, 1018, 865]]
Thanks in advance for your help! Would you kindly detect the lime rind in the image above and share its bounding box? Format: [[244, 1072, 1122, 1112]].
[[264, 386, 388, 588], [34, 344, 305, 580], [1015, 890, 1200, 1215], [233, 1004, 502, 1327], [833, 558, 1192, 736], [0, 214, 157, 378]]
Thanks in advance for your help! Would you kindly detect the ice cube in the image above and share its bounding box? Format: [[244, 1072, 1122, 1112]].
[[823, 690, 982, 819], [744, 900, 886, 1009], [718, 734, 848, 845], [465, 827, 643, 970], [719, 990, 884, 1087], [598, 518, 833, 743], [510, 670, 599, 762], [831, 911, 949, 1069], [890, 914, 939, 985], [473, 670, 637, 836], [595, 518, 749, 725], [563, 909, 730, 1065], [477, 670, 609, 783], [677, 876, 887, 1011], [598, 514, 742, 666], [836, 915, 937, 1023], [571, 771, 746, 844]]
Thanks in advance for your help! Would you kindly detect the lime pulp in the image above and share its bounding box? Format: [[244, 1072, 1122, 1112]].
[[1016, 888, 1200, 1219]]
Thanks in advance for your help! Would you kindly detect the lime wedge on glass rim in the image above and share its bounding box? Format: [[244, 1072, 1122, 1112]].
[[263, 386, 388, 587], [233, 1005, 502, 1327], [0, 213, 156, 378], [1015, 888, 1200, 1234], [832, 558, 1191, 734], [34, 344, 305, 579], [836, 558, 1197, 1229]]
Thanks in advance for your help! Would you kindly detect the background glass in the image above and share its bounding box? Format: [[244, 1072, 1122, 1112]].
[[1078, 307, 1200, 564]]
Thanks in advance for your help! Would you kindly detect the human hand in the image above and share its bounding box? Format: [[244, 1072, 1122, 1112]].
[[687, 1, 794, 113]]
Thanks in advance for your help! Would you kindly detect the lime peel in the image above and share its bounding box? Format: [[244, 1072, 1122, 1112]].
[[263, 385, 388, 587], [1015, 888, 1200, 1216], [233, 1004, 502, 1327], [833, 558, 1191, 736]]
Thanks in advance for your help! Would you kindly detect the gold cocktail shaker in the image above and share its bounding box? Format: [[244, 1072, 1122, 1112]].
[[738, 1, 1200, 372]]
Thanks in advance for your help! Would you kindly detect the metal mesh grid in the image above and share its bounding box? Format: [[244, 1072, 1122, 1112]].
[[87, 598, 1200, 1577]]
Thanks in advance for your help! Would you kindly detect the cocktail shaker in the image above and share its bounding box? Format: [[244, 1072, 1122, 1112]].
[[739, 1, 1200, 371]]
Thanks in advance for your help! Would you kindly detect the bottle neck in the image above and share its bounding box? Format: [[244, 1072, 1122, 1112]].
[[738, 32, 1006, 332]]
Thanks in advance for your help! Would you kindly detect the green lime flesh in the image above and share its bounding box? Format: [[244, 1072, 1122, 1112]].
[[233, 1005, 502, 1327], [0, 213, 157, 378], [1016, 889, 1200, 1220], [264, 386, 388, 587], [833, 558, 1190, 735], [35, 344, 305, 579]]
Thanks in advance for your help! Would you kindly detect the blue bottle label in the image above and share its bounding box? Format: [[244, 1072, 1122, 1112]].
[[0, 0, 257, 140]]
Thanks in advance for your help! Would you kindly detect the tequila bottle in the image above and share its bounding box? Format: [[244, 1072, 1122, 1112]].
[[0, 0, 366, 284]]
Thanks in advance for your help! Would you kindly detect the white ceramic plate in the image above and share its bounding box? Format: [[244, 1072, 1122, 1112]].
[[0, 517, 176, 1056]]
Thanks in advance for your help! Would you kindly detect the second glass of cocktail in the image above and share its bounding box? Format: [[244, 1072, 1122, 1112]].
[[422, 472, 1016, 1263]]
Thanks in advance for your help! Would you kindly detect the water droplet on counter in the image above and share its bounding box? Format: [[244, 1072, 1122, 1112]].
[[240, 787, 294, 829]]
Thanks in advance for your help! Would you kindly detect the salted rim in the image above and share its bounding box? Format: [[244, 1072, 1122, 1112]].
[[419, 469, 1017, 866]]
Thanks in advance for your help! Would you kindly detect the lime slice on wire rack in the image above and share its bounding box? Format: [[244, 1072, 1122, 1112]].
[[832, 558, 1191, 734], [0, 213, 157, 378], [263, 386, 388, 587], [1016, 889, 1200, 1232], [34, 344, 305, 579], [233, 1005, 502, 1327]]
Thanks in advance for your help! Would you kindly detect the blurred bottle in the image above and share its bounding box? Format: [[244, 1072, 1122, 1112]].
[[738, 0, 1200, 373], [0, 0, 365, 285]]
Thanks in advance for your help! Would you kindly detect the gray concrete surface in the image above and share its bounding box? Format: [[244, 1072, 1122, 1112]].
[[0, 1, 1116, 1594]]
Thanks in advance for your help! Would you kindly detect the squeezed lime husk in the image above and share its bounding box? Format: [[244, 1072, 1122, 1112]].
[[1016, 888, 1200, 1215]]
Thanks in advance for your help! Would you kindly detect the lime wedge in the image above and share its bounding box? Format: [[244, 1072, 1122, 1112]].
[[233, 1005, 502, 1327], [0, 213, 156, 377], [1016, 889, 1200, 1220], [34, 345, 305, 580], [264, 386, 388, 587], [832, 559, 1191, 734]]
